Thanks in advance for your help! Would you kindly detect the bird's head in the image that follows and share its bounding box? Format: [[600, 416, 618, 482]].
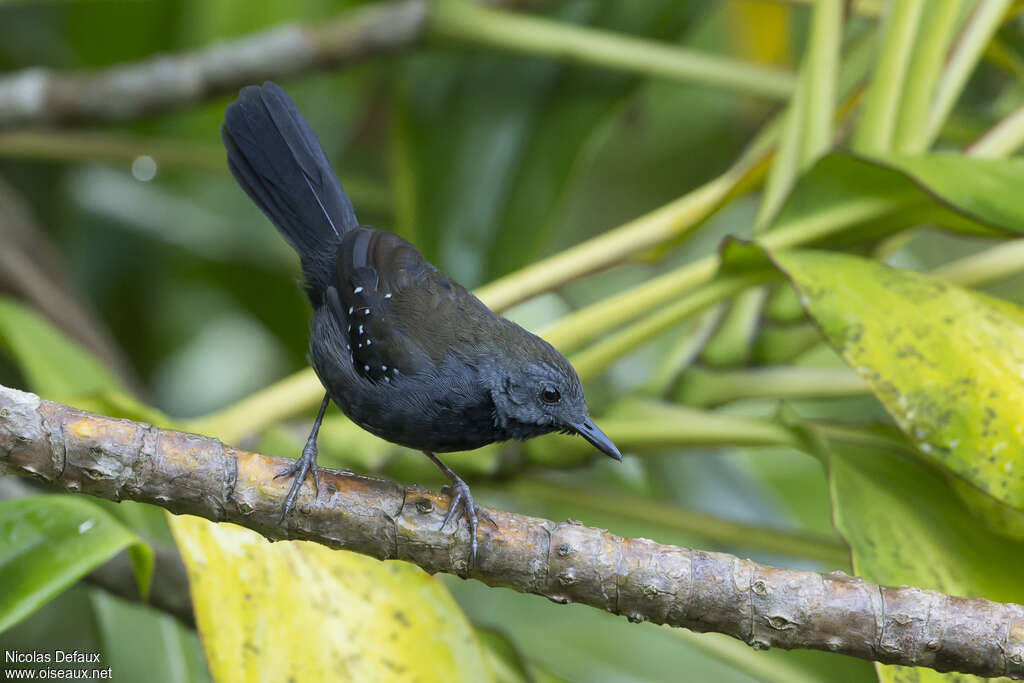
[[488, 333, 621, 461]]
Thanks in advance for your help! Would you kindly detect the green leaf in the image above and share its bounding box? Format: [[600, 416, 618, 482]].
[[868, 153, 1024, 232], [765, 153, 1024, 244], [766, 248, 1024, 528], [0, 586, 102, 667], [168, 515, 492, 682], [0, 297, 124, 400], [0, 496, 153, 633], [0, 299, 173, 432], [828, 442, 1024, 601], [91, 591, 211, 683], [473, 625, 561, 683], [823, 440, 1024, 683]]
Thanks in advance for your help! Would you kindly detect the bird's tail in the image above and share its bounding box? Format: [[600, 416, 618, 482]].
[[222, 82, 358, 294]]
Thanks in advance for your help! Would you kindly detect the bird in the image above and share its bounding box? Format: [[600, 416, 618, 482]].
[[221, 81, 621, 564]]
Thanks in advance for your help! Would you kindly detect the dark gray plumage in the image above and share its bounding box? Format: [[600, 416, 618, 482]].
[[222, 82, 620, 563]]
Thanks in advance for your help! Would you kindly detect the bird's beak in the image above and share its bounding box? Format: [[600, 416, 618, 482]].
[[573, 418, 621, 462]]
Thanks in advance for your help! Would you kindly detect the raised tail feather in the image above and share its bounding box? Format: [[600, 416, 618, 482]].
[[222, 82, 358, 294]]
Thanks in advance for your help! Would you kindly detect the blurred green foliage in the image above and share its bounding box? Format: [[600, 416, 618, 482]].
[[2, 0, 1024, 681]]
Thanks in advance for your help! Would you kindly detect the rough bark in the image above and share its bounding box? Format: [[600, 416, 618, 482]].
[[1, 384, 1022, 678]]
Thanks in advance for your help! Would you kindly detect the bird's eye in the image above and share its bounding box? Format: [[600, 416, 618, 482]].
[[541, 387, 561, 404]]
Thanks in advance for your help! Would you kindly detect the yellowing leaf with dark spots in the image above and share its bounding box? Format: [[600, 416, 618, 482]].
[[768, 249, 1024, 529], [168, 515, 492, 682]]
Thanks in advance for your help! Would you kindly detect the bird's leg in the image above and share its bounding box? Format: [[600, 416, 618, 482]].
[[423, 451, 497, 567], [276, 392, 331, 522]]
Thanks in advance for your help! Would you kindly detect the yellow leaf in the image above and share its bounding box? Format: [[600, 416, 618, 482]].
[[168, 514, 492, 682]]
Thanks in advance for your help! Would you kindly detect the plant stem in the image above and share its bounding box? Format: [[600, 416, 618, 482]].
[[757, 0, 841, 231], [475, 164, 752, 313], [472, 109, 780, 312], [799, 0, 842, 165], [674, 366, 868, 407], [598, 401, 803, 450], [700, 287, 767, 367], [429, 0, 797, 99], [755, 85, 807, 232], [569, 273, 773, 380], [966, 102, 1024, 157], [0, 131, 226, 171], [185, 368, 322, 443], [769, 0, 882, 15], [542, 255, 719, 352], [546, 192, 912, 355], [929, 238, 1024, 286], [639, 306, 725, 397], [0, 132, 393, 213], [926, 0, 1014, 145], [894, 0, 964, 153], [852, 0, 925, 154]]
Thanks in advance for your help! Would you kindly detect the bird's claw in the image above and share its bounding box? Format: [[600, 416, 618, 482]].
[[276, 439, 319, 522], [440, 478, 496, 568]]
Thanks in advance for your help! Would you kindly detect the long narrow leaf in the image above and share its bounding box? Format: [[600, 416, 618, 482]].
[[0, 496, 153, 633]]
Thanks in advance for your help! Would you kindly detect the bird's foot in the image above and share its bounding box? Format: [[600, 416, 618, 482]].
[[275, 437, 320, 522], [440, 476, 497, 568]]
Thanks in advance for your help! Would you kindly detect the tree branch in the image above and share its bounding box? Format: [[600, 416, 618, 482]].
[[0, 1, 416, 126], [0, 0, 512, 127], [1, 383, 1022, 679]]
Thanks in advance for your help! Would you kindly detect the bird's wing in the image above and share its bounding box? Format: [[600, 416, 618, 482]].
[[330, 227, 486, 382]]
